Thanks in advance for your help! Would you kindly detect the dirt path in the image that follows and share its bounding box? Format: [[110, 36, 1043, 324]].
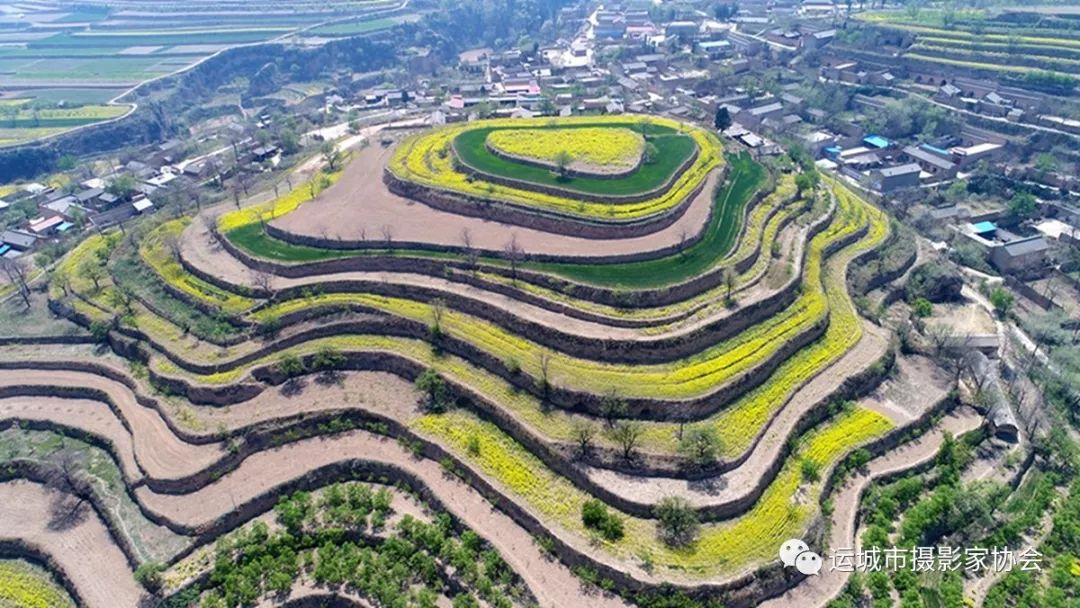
[[133, 430, 630, 608], [270, 142, 719, 258], [0, 481, 145, 608], [759, 406, 984, 608]]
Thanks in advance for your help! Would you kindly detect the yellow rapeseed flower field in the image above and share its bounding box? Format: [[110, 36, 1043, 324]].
[[486, 126, 645, 169]]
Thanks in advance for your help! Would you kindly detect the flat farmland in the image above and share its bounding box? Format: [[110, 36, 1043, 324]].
[[0, 0, 416, 145]]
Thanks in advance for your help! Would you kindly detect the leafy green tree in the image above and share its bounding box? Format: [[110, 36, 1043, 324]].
[[416, 368, 450, 411], [277, 354, 305, 377], [311, 346, 346, 370], [912, 297, 933, 318], [655, 496, 699, 547], [989, 287, 1014, 317], [106, 174, 137, 199], [678, 427, 722, 467], [1008, 192, 1039, 220], [581, 499, 625, 541], [714, 106, 732, 131], [795, 171, 819, 197], [134, 561, 165, 593]]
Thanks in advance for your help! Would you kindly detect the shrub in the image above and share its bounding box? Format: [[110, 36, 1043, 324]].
[[89, 319, 111, 343], [911, 297, 933, 318], [134, 561, 165, 593], [416, 368, 451, 411], [581, 499, 625, 541], [801, 458, 822, 483], [277, 354, 306, 377], [906, 262, 963, 303], [678, 427, 722, 467], [655, 496, 699, 548]]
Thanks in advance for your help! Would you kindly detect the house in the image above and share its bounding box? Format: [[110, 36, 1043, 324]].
[[801, 131, 836, 155], [863, 135, 892, 150], [28, 215, 64, 235], [780, 93, 805, 112], [989, 235, 1049, 274], [949, 142, 1004, 168], [132, 198, 155, 214], [74, 187, 105, 206], [740, 101, 784, 128], [0, 230, 38, 252], [901, 145, 958, 180], [665, 21, 700, 39], [870, 163, 921, 193], [251, 145, 281, 162], [697, 39, 732, 59], [44, 196, 79, 216]]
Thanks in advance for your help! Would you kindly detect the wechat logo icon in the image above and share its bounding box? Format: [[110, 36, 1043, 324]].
[[780, 538, 822, 576]]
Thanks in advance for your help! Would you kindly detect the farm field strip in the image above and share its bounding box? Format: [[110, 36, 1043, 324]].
[[0, 559, 76, 608], [59, 182, 882, 469], [14, 110, 927, 605], [413, 405, 892, 578], [0, 357, 888, 582]]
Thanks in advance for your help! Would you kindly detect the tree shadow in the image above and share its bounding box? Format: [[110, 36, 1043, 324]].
[[47, 490, 90, 531], [314, 370, 344, 386], [280, 377, 307, 397]]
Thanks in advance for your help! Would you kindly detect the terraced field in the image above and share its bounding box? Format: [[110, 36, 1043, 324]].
[[856, 8, 1080, 89], [0, 116, 978, 608]]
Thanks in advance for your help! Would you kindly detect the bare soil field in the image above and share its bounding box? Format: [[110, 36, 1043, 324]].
[[0, 480, 145, 608], [269, 142, 719, 257]]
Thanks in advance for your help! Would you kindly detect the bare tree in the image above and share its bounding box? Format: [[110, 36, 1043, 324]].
[[0, 257, 31, 308], [81, 261, 105, 292], [430, 298, 446, 338], [610, 421, 643, 461], [572, 420, 596, 458], [237, 171, 252, 197], [539, 353, 552, 398], [721, 267, 735, 302], [678, 228, 690, 258], [381, 224, 394, 246], [251, 269, 276, 300], [45, 453, 94, 530], [320, 141, 342, 171], [162, 233, 182, 262], [460, 228, 478, 270], [504, 234, 524, 281]]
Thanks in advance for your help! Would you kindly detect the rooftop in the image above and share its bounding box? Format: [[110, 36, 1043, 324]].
[[878, 163, 921, 177]]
